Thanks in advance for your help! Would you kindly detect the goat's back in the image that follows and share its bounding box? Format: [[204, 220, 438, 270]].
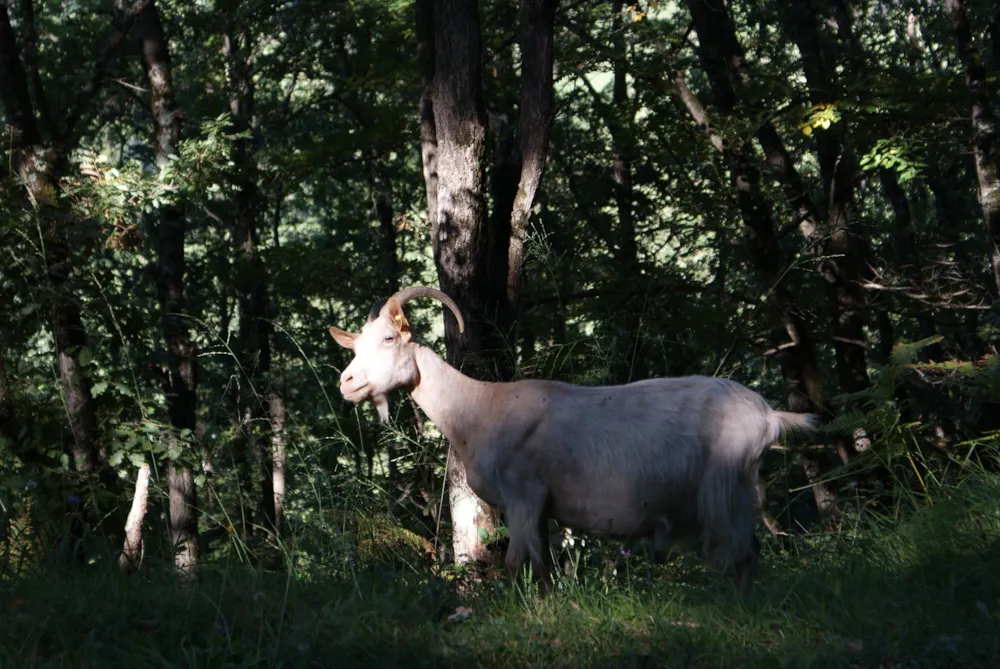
[[482, 375, 790, 539]]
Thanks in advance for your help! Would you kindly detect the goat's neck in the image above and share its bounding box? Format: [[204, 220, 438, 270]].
[[409, 345, 494, 461]]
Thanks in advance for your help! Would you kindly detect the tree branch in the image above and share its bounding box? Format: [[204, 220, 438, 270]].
[[57, 0, 149, 147]]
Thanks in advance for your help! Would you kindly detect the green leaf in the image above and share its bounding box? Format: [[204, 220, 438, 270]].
[[108, 450, 125, 467], [78, 347, 92, 366], [129, 453, 146, 468], [92, 381, 109, 397]]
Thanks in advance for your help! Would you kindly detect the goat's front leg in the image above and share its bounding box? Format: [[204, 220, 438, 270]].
[[653, 517, 673, 561]]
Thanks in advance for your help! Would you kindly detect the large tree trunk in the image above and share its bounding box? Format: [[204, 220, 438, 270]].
[[429, 0, 491, 372], [138, 0, 199, 571], [1, 4, 104, 477], [418, 0, 558, 569], [225, 27, 276, 536], [947, 0, 1000, 297], [421, 0, 500, 567]]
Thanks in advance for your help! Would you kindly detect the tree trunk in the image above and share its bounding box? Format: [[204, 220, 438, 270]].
[[225, 27, 276, 535], [417, 0, 439, 250], [0, 345, 14, 441], [268, 359, 287, 536], [608, 0, 642, 383], [687, 0, 875, 400], [429, 0, 491, 373], [119, 463, 151, 572], [367, 150, 413, 511], [669, 70, 839, 514], [878, 168, 942, 359], [947, 0, 1000, 297], [419, 0, 558, 567], [782, 0, 871, 397], [1, 4, 104, 477], [506, 0, 559, 359], [421, 0, 499, 567], [138, 0, 199, 570]]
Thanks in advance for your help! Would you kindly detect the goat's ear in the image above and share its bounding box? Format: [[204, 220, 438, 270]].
[[383, 297, 410, 333], [328, 326, 357, 350]]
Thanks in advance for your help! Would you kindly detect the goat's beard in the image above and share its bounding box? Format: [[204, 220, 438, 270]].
[[373, 394, 390, 424]]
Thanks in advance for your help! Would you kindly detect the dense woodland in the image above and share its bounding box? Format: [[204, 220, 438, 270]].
[[1, 0, 1000, 666]]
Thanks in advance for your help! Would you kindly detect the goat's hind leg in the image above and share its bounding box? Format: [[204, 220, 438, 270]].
[[733, 533, 760, 595], [503, 499, 552, 595]]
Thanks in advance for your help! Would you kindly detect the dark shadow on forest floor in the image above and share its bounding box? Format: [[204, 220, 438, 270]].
[[2, 487, 999, 669]]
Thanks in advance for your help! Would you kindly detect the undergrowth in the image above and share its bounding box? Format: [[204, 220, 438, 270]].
[[2, 469, 999, 669]]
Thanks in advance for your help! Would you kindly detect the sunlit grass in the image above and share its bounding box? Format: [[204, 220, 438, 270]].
[[2, 474, 999, 669]]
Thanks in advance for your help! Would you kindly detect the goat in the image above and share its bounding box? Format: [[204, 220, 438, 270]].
[[328, 287, 819, 593]]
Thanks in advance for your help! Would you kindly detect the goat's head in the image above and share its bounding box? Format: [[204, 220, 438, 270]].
[[328, 286, 464, 423]]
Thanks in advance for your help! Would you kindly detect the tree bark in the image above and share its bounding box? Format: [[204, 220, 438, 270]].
[[781, 0, 871, 397], [429, 0, 491, 373], [418, 0, 558, 567], [138, 0, 199, 570], [421, 0, 500, 567], [417, 0, 439, 245], [505, 0, 558, 356], [947, 0, 1000, 297], [225, 27, 276, 535], [119, 462, 151, 572], [367, 150, 413, 511], [878, 168, 942, 360], [669, 70, 839, 514], [268, 360, 287, 536], [608, 0, 642, 383], [1, 3, 104, 477]]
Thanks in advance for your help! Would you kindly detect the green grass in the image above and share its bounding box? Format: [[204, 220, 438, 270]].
[[3, 478, 1000, 669]]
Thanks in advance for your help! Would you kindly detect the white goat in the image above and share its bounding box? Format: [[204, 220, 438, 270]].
[[329, 287, 818, 592]]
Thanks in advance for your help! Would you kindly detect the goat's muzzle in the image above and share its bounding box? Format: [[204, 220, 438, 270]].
[[340, 369, 370, 402]]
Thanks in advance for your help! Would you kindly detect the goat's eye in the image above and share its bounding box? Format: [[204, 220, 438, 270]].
[[383, 335, 395, 343]]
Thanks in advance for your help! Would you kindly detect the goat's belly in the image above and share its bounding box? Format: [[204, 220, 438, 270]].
[[550, 505, 657, 539]]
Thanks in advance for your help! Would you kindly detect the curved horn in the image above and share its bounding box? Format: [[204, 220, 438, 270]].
[[367, 298, 387, 322], [388, 286, 465, 333]]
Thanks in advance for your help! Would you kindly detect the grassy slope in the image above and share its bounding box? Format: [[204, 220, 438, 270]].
[[2, 479, 999, 669]]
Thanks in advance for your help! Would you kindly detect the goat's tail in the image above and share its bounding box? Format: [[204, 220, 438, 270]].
[[772, 411, 821, 439]]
